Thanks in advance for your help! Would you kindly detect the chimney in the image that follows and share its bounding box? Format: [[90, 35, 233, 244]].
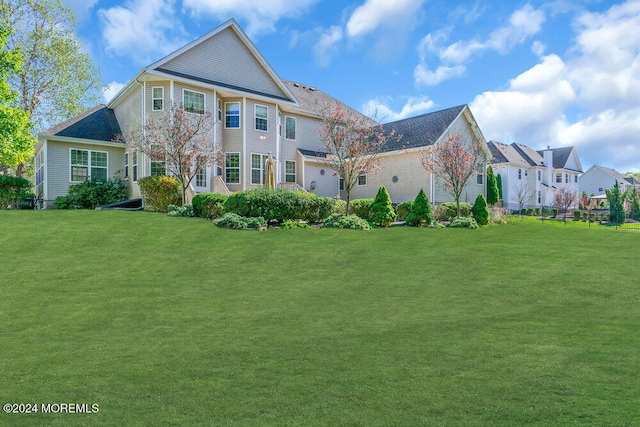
[[543, 146, 553, 186]]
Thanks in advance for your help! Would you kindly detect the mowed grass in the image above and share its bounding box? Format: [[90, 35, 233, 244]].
[[1, 210, 639, 426]]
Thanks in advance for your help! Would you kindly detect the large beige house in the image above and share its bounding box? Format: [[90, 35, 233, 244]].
[[35, 19, 489, 208]]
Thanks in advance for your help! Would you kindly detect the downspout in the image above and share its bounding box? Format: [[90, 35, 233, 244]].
[[242, 97, 247, 190]]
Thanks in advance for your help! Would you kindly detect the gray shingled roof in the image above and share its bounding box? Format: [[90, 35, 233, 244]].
[[41, 105, 122, 143], [381, 105, 466, 152], [625, 176, 640, 185], [298, 148, 328, 158], [488, 141, 531, 166], [513, 143, 543, 166], [537, 146, 574, 170]]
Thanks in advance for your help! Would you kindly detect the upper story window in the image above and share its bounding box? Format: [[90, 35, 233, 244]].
[[184, 89, 205, 114], [556, 173, 562, 183], [124, 152, 129, 178], [518, 169, 522, 180], [285, 116, 296, 140], [70, 149, 107, 182], [132, 151, 138, 182], [537, 170, 541, 181], [152, 87, 164, 111], [217, 99, 222, 122], [476, 165, 484, 185], [225, 102, 240, 128], [574, 175, 578, 183], [255, 105, 268, 132], [565, 173, 569, 183]]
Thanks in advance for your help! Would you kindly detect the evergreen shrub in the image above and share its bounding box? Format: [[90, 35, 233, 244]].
[[167, 204, 195, 217], [192, 192, 227, 219], [471, 194, 489, 225], [448, 217, 479, 229], [217, 212, 266, 229], [322, 213, 370, 230], [0, 175, 31, 209], [54, 177, 127, 209], [406, 189, 432, 226], [370, 186, 396, 227], [139, 175, 181, 213], [395, 201, 412, 221], [348, 198, 375, 221]]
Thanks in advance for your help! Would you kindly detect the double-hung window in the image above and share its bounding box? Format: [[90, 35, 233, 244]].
[[226, 102, 240, 128], [150, 160, 166, 176], [133, 151, 138, 182], [285, 116, 296, 140], [255, 105, 268, 132], [195, 167, 207, 187], [184, 89, 205, 114], [225, 153, 240, 184], [538, 170, 541, 181], [70, 149, 107, 182], [476, 165, 484, 185], [152, 87, 164, 111], [124, 152, 129, 178], [285, 160, 296, 183], [217, 99, 222, 122], [556, 173, 562, 183]]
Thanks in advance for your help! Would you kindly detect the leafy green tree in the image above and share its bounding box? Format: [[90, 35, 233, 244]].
[[606, 181, 626, 224], [406, 188, 431, 226], [625, 186, 640, 221], [486, 165, 499, 205], [0, 26, 34, 173], [496, 173, 503, 201], [2, 0, 102, 174], [471, 194, 489, 225], [370, 186, 396, 227]]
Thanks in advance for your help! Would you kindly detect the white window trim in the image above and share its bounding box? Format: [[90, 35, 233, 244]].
[[152, 86, 164, 111], [284, 116, 296, 141], [285, 160, 296, 183], [250, 153, 268, 185], [133, 151, 139, 182], [225, 101, 241, 129], [124, 152, 129, 178], [150, 159, 167, 176], [357, 175, 367, 187], [195, 167, 207, 187], [183, 88, 206, 114], [254, 104, 268, 132], [225, 152, 241, 184], [217, 99, 222, 122], [69, 148, 108, 183]]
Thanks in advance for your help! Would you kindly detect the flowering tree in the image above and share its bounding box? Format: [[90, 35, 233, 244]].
[[317, 102, 394, 213], [123, 102, 222, 205], [419, 133, 488, 217], [553, 186, 578, 221], [510, 181, 534, 220]]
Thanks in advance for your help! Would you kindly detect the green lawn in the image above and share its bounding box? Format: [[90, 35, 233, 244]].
[[1, 210, 639, 426]]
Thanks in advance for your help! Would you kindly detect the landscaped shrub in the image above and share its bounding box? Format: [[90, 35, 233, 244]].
[[370, 186, 396, 227], [589, 212, 596, 221], [535, 207, 541, 216], [582, 211, 588, 220], [216, 212, 266, 230], [490, 206, 510, 224], [433, 202, 472, 221], [406, 189, 432, 226], [395, 201, 412, 221], [224, 188, 335, 223], [0, 175, 31, 209], [573, 210, 581, 220], [167, 204, 195, 217], [139, 175, 181, 213], [552, 208, 558, 217], [520, 208, 527, 215], [54, 177, 128, 209], [192, 192, 227, 219], [280, 220, 310, 229], [448, 216, 479, 229], [322, 213, 370, 230], [471, 194, 489, 225], [526, 208, 534, 216], [348, 198, 375, 221], [333, 199, 347, 215]]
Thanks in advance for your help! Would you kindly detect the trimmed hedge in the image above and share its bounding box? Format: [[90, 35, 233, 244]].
[[139, 175, 181, 213], [54, 177, 127, 209], [192, 192, 227, 219], [395, 201, 412, 221], [224, 188, 335, 223], [348, 198, 375, 221], [322, 213, 370, 230], [0, 175, 31, 209]]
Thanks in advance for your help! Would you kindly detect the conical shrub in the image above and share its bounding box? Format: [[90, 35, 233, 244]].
[[471, 194, 489, 225], [406, 189, 431, 226], [370, 186, 396, 227]]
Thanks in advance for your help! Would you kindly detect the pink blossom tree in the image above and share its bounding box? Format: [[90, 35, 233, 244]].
[[122, 102, 222, 205], [553, 186, 578, 221], [317, 102, 395, 213], [419, 133, 489, 218]]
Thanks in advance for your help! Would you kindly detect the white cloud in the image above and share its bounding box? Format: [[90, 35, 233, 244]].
[[102, 81, 126, 103], [99, 0, 187, 65], [63, 0, 98, 21], [182, 0, 318, 38], [362, 96, 435, 123], [346, 0, 426, 38], [313, 26, 344, 68], [414, 64, 465, 86]]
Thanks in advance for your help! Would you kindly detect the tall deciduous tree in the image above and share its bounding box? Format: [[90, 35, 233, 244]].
[[553, 187, 578, 221], [419, 133, 488, 218], [606, 181, 626, 224], [486, 165, 499, 205], [2, 0, 102, 133], [0, 26, 34, 173], [317, 102, 393, 213], [123, 102, 223, 206]]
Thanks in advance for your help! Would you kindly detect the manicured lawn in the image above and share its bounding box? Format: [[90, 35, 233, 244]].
[[1, 210, 639, 425]]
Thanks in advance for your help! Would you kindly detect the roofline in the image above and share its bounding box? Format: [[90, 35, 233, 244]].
[[38, 135, 126, 149], [106, 70, 145, 109]]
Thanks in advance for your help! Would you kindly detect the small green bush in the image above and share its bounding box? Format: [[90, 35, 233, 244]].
[[406, 189, 432, 226], [370, 186, 396, 227], [395, 201, 412, 221], [448, 217, 479, 229], [535, 207, 541, 216], [192, 192, 227, 219], [281, 220, 310, 229], [54, 177, 128, 209], [520, 208, 527, 215], [589, 212, 596, 221], [526, 208, 534, 216], [573, 210, 581, 220], [167, 204, 195, 217], [471, 194, 489, 225], [348, 198, 375, 221], [582, 211, 588, 220], [333, 199, 347, 215], [216, 212, 266, 230], [433, 202, 472, 221], [139, 175, 181, 213], [0, 175, 31, 209], [552, 208, 558, 217], [323, 213, 370, 230]]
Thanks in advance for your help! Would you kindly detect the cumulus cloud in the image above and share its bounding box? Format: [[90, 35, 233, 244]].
[[102, 81, 126, 103], [313, 26, 344, 68], [414, 64, 465, 86], [362, 96, 435, 123], [182, 0, 318, 38], [346, 0, 426, 38], [472, 1, 640, 172], [99, 0, 187, 65]]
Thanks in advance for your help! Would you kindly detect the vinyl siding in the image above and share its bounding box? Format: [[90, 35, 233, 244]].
[[161, 27, 288, 100]]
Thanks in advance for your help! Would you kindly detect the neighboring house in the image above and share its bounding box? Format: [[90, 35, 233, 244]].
[[579, 164, 640, 196], [35, 19, 489, 207], [488, 141, 583, 210]]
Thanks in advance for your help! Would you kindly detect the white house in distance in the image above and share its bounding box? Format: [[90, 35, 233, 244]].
[[487, 141, 583, 210], [34, 19, 489, 208], [579, 164, 640, 196]]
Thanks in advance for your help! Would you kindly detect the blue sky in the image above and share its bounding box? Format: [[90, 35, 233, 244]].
[[64, 0, 640, 173]]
